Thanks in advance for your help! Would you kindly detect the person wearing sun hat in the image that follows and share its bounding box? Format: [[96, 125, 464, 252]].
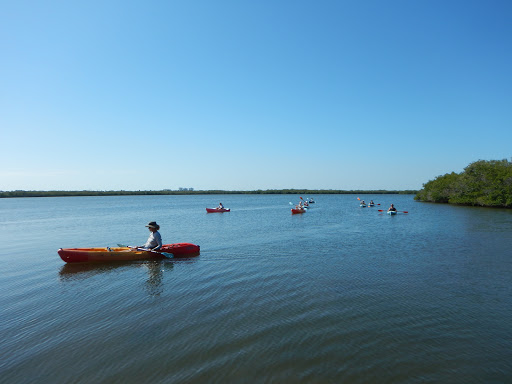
[[135, 221, 162, 251]]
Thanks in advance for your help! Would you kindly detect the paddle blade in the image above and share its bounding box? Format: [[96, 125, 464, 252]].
[[357, 197, 360, 200], [378, 210, 384, 212], [402, 211, 408, 213]]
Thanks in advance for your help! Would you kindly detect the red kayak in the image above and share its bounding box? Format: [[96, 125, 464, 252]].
[[206, 208, 230, 213], [291, 208, 306, 214], [58, 243, 200, 263]]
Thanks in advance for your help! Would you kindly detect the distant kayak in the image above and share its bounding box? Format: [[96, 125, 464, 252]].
[[387, 210, 397, 215], [206, 208, 230, 213], [360, 204, 367, 208], [291, 208, 306, 214], [58, 243, 200, 263]]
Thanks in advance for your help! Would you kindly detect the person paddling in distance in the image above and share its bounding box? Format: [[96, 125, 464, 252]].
[[217, 202, 224, 210], [131, 221, 162, 251], [387, 204, 397, 212]]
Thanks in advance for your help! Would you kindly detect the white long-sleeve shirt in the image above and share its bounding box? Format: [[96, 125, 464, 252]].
[[143, 231, 162, 250]]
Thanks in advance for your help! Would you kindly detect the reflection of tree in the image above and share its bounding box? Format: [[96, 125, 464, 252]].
[[144, 261, 174, 296]]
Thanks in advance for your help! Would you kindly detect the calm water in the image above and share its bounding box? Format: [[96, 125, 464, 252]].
[[1, 194, 511, 383]]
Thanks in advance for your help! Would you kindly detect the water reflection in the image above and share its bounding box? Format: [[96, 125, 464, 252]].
[[58, 260, 175, 281], [58, 257, 199, 296], [144, 261, 171, 296], [59, 261, 136, 280], [143, 257, 199, 295]]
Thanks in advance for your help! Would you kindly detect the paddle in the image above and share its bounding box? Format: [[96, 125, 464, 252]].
[[138, 247, 174, 258], [377, 210, 408, 213], [299, 196, 311, 207], [117, 244, 174, 258]]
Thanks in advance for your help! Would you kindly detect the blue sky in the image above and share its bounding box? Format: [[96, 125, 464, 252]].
[[1, 0, 511, 191]]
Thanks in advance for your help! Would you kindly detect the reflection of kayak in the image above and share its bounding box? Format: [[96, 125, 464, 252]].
[[291, 208, 306, 214], [387, 210, 397, 215], [58, 243, 200, 263], [206, 208, 230, 213]]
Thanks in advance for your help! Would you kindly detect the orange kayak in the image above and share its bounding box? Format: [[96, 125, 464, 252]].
[[58, 243, 200, 263], [291, 208, 306, 214]]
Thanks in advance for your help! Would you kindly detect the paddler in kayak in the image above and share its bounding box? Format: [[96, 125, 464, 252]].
[[217, 202, 224, 210], [131, 221, 162, 251], [387, 204, 397, 212]]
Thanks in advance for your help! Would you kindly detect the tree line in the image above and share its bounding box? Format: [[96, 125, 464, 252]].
[[0, 189, 418, 198], [414, 159, 512, 208]]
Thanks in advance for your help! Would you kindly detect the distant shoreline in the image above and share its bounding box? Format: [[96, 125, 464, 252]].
[[0, 189, 418, 198]]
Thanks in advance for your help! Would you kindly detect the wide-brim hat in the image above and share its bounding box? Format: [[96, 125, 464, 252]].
[[145, 221, 160, 229]]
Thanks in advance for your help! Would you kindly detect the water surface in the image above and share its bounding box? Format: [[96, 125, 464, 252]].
[[1, 194, 511, 383]]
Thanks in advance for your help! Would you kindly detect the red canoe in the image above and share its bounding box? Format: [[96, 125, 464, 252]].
[[206, 208, 230, 213], [291, 208, 306, 214], [58, 243, 200, 263]]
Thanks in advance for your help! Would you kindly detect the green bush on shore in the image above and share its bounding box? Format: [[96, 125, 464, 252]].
[[415, 159, 512, 208]]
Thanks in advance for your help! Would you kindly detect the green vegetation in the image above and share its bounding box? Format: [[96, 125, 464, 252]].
[[415, 159, 512, 208], [0, 189, 418, 198]]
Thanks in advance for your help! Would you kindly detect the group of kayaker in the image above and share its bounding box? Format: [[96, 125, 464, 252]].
[[294, 197, 313, 210], [360, 199, 399, 212], [135, 200, 399, 252]]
